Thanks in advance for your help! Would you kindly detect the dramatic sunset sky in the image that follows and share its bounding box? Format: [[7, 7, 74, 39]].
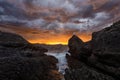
[[0, 0, 120, 44]]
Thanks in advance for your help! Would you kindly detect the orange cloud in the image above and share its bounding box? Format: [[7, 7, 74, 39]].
[[0, 25, 92, 45], [28, 34, 91, 45]]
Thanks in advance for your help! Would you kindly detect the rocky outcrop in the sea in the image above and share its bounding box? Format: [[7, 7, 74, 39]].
[[0, 31, 62, 80], [65, 20, 120, 80]]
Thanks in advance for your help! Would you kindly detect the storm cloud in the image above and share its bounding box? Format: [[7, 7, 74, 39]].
[[0, 0, 120, 44]]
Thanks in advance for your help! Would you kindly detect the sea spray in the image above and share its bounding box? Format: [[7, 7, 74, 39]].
[[45, 52, 70, 74]]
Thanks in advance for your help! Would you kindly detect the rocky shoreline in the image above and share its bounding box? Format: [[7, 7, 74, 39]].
[[0, 20, 119, 80], [0, 31, 62, 80], [65, 20, 120, 80]]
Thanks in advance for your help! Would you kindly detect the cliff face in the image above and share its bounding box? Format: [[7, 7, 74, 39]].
[[65, 20, 120, 80], [0, 31, 62, 80]]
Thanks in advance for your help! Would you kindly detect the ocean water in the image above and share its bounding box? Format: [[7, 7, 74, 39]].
[[45, 52, 70, 74]]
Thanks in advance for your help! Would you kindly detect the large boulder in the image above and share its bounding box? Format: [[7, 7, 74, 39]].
[[68, 35, 92, 61], [68, 35, 84, 57]]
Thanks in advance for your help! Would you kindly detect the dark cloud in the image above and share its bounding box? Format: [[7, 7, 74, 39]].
[[76, 5, 95, 18], [0, 0, 120, 44], [0, 1, 28, 19], [97, 0, 120, 12]]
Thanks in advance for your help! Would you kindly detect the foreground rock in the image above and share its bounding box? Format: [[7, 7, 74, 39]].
[[0, 31, 62, 80], [65, 20, 120, 80]]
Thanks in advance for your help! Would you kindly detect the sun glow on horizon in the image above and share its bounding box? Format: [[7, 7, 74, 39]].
[[29, 41, 68, 45], [28, 34, 92, 45]]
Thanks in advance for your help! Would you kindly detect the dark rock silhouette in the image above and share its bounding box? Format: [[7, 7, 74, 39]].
[[0, 31, 28, 47], [68, 35, 92, 61], [65, 20, 120, 80], [68, 35, 84, 58], [0, 31, 62, 80]]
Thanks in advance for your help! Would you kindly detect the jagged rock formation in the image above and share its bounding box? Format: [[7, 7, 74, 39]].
[[65, 20, 120, 80], [0, 31, 62, 80]]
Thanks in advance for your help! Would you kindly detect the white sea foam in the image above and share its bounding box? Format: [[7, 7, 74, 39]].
[[45, 52, 70, 74]]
